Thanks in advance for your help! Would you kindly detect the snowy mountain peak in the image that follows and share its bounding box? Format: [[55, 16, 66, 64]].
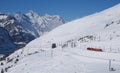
[[26, 10, 41, 19], [44, 13, 60, 19], [44, 14, 65, 23], [26, 10, 65, 35], [14, 12, 31, 24], [0, 13, 8, 20]]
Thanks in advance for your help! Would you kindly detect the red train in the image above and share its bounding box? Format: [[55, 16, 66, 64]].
[[87, 47, 103, 52]]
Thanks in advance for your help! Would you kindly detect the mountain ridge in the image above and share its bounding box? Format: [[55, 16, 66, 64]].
[[0, 11, 65, 56]]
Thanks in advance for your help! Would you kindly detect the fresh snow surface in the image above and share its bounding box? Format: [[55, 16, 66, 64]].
[[1, 3, 120, 73], [5, 48, 120, 73]]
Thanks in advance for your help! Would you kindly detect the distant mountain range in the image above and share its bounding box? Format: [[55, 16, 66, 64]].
[[0, 11, 65, 56]]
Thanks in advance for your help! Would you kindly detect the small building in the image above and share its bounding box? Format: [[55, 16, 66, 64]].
[[87, 47, 103, 52], [52, 43, 56, 49]]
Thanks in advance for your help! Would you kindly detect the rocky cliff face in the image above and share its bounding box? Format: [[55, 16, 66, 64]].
[[0, 27, 17, 56]]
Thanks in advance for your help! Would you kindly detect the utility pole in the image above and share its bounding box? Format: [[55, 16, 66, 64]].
[[109, 59, 115, 71], [51, 49, 53, 58], [83, 64, 86, 73], [109, 59, 111, 71], [51, 43, 56, 58]]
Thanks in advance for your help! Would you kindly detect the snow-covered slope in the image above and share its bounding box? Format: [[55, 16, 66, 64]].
[[39, 4, 120, 42], [1, 4, 120, 73], [24, 3, 120, 50]]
